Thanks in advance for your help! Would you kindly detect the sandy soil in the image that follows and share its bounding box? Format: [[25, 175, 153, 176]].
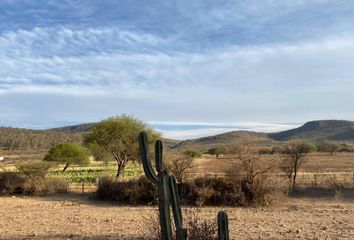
[[0, 194, 353, 240]]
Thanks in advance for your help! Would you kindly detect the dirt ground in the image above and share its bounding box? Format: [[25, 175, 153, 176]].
[[0, 194, 353, 240]]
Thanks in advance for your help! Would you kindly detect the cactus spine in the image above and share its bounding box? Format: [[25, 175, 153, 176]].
[[138, 131, 229, 240]]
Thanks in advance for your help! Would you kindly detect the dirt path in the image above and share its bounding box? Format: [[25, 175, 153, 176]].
[[0, 194, 353, 239]]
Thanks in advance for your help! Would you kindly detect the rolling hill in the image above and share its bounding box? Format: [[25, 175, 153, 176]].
[[171, 120, 354, 150], [268, 120, 354, 142], [49, 123, 96, 133], [172, 131, 272, 151], [1, 120, 354, 152]]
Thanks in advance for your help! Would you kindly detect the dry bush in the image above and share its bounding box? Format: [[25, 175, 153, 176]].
[[185, 208, 217, 240], [165, 153, 195, 184], [140, 210, 162, 240], [140, 208, 217, 240], [0, 171, 67, 195], [96, 174, 267, 206], [22, 177, 67, 195], [184, 177, 243, 206], [227, 143, 277, 205], [42, 177, 67, 194], [96, 175, 156, 203], [0, 171, 25, 194]]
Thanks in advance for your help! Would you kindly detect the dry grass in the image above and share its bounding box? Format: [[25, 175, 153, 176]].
[[192, 152, 354, 174]]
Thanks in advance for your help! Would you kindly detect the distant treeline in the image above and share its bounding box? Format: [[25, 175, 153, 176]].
[[0, 127, 82, 151]]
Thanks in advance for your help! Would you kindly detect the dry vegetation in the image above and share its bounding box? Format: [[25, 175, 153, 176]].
[[0, 145, 353, 239]]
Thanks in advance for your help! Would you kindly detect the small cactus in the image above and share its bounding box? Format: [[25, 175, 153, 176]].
[[218, 211, 230, 240], [139, 131, 229, 240]]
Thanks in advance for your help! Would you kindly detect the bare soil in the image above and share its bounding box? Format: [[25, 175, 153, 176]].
[[0, 194, 353, 240]]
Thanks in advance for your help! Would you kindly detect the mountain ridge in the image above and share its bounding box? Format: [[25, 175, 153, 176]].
[[1, 119, 354, 151]]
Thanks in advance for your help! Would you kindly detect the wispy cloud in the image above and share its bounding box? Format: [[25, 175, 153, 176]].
[[1, 1, 354, 131], [1, 26, 354, 97]]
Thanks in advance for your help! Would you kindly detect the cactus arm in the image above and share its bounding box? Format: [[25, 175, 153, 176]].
[[155, 140, 163, 173], [169, 176, 183, 228], [169, 176, 187, 240], [158, 172, 173, 240], [217, 211, 230, 240], [138, 131, 158, 184]]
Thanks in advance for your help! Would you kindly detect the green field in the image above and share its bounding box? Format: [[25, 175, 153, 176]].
[[48, 162, 143, 183]]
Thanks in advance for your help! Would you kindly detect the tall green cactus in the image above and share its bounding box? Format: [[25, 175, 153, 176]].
[[138, 131, 229, 240]]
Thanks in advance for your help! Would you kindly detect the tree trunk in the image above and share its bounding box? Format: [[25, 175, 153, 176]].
[[63, 163, 69, 172], [116, 160, 126, 178], [292, 163, 298, 191]]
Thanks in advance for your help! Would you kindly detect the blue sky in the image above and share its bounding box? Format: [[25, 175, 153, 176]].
[[1, 1, 354, 139]]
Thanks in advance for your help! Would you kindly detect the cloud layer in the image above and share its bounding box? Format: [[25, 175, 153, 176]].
[[1, 1, 354, 138]]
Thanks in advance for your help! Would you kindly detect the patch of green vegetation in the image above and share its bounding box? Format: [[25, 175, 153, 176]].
[[48, 163, 143, 183]]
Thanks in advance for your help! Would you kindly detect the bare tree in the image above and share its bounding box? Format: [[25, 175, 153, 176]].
[[165, 152, 195, 184], [228, 143, 276, 204], [280, 142, 316, 191]]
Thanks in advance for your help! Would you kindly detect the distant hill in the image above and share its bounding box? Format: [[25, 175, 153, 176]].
[[49, 123, 181, 148], [49, 123, 96, 133], [173, 131, 272, 151], [0, 127, 82, 151], [2, 120, 354, 152], [268, 120, 354, 142]]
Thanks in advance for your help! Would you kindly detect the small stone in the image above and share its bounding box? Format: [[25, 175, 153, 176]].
[[296, 229, 301, 233], [322, 226, 328, 230]]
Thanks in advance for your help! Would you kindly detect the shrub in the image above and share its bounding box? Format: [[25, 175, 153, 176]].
[[165, 153, 195, 184], [338, 144, 354, 152], [96, 175, 156, 204], [16, 161, 53, 179], [141, 208, 217, 240], [0, 171, 25, 194], [22, 176, 67, 195], [95, 175, 274, 206], [0, 171, 67, 195], [42, 177, 67, 194], [181, 177, 244, 206], [316, 141, 339, 155], [185, 208, 218, 240], [227, 144, 276, 205], [183, 150, 202, 158], [258, 148, 273, 155]]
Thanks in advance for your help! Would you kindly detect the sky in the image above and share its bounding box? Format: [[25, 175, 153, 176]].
[[1, 0, 354, 139]]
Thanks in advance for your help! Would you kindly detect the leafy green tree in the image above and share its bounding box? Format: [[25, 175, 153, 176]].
[[183, 150, 202, 158], [207, 147, 225, 159], [280, 142, 316, 190], [84, 115, 160, 178], [44, 142, 90, 172], [316, 141, 339, 155]]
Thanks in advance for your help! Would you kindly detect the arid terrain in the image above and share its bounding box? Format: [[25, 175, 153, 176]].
[[1, 121, 354, 239], [0, 193, 353, 240]]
